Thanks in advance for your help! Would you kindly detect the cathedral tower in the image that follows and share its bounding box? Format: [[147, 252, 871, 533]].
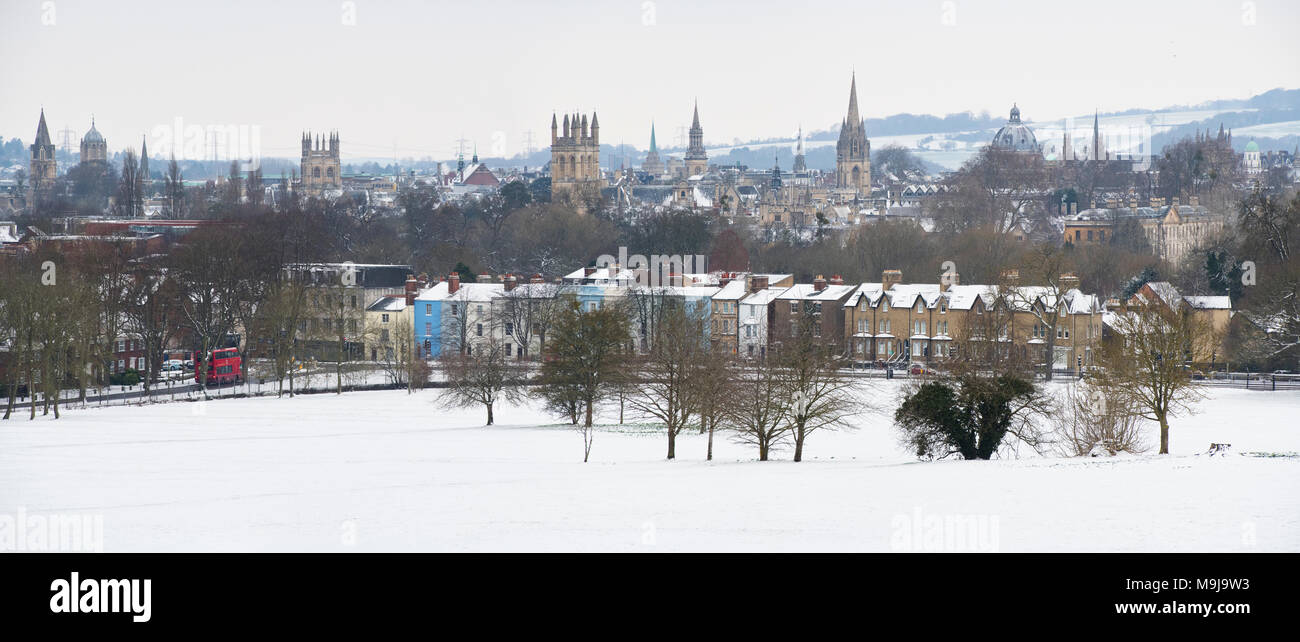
[[549, 111, 602, 205], [300, 130, 342, 195], [835, 73, 870, 196]]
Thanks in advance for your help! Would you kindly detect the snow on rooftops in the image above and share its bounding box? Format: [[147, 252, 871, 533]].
[[944, 284, 999, 310], [777, 283, 855, 301], [740, 287, 789, 306], [843, 283, 884, 308], [1184, 295, 1232, 310], [366, 296, 407, 312], [712, 279, 749, 300]]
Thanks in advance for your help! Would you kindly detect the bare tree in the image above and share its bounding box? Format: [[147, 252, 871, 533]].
[[776, 308, 869, 462], [1092, 302, 1214, 454], [694, 341, 738, 461], [534, 298, 630, 460], [1053, 380, 1148, 456], [725, 356, 792, 461], [440, 338, 526, 425], [626, 300, 707, 460], [165, 156, 185, 218]]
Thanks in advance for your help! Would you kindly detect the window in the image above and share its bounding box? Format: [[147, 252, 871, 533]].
[[426, 304, 432, 315], [882, 300, 890, 312], [425, 322, 432, 336], [350, 295, 357, 309], [382, 314, 389, 323], [451, 304, 459, 316], [476, 324, 483, 337], [381, 329, 390, 342], [790, 302, 798, 314], [506, 344, 512, 356], [916, 301, 923, 314], [940, 300, 947, 314], [349, 320, 358, 332], [505, 322, 514, 336]]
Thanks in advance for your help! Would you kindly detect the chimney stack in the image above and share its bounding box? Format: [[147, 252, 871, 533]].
[[829, 274, 844, 286], [750, 274, 769, 293], [940, 270, 960, 292], [1059, 272, 1080, 292], [504, 274, 517, 292], [1000, 269, 1020, 286], [882, 269, 903, 291], [448, 272, 460, 295], [404, 274, 418, 306], [530, 273, 544, 284], [813, 275, 827, 292]]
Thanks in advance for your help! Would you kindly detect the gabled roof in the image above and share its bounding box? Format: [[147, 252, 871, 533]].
[[944, 284, 999, 311], [843, 283, 884, 308]]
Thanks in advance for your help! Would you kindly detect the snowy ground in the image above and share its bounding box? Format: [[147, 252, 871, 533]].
[[1, 382, 1297, 552]]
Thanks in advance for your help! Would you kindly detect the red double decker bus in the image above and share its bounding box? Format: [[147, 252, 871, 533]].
[[195, 348, 242, 386]]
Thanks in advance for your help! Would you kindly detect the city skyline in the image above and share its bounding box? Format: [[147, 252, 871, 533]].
[[3, 0, 1299, 162]]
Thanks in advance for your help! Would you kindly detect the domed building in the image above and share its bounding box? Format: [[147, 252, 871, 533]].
[[1243, 139, 1262, 175], [80, 119, 108, 164], [990, 104, 1040, 154]]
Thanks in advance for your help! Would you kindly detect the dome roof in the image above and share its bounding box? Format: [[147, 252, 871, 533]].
[[82, 121, 104, 145], [991, 103, 1039, 153], [1244, 140, 1259, 153]]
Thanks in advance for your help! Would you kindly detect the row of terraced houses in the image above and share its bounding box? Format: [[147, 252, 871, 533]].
[[364, 265, 1231, 370]]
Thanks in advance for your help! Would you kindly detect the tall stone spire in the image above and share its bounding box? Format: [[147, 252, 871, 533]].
[[835, 72, 870, 194], [846, 72, 861, 125], [29, 109, 58, 199], [35, 109, 52, 147], [140, 135, 150, 180], [643, 121, 663, 176], [685, 100, 707, 177]]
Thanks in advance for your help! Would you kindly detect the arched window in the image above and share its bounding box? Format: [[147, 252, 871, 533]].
[[327, 167, 334, 179], [312, 167, 321, 178]]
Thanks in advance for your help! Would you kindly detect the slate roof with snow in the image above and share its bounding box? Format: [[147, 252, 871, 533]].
[[740, 287, 789, 307], [712, 279, 749, 301], [777, 284, 856, 301], [366, 296, 407, 312], [1184, 295, 1232, 310]]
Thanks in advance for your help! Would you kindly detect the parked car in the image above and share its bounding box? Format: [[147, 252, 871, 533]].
[[909, 363, 927, 375]]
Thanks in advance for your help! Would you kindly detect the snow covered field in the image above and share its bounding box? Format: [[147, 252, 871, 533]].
[[1, 382, 1297, 552]]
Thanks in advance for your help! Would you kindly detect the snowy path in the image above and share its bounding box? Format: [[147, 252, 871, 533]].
[[1, 384, 1297, 552]]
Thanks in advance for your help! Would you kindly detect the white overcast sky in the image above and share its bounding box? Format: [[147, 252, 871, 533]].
[[3, 0, 1299, 161]]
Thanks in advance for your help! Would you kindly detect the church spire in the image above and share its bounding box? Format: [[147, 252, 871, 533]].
[[35, 109, 52, 147], [692, 100, 701, 129], [649, 122, 657, 153], [846, 72, 861, 125]]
